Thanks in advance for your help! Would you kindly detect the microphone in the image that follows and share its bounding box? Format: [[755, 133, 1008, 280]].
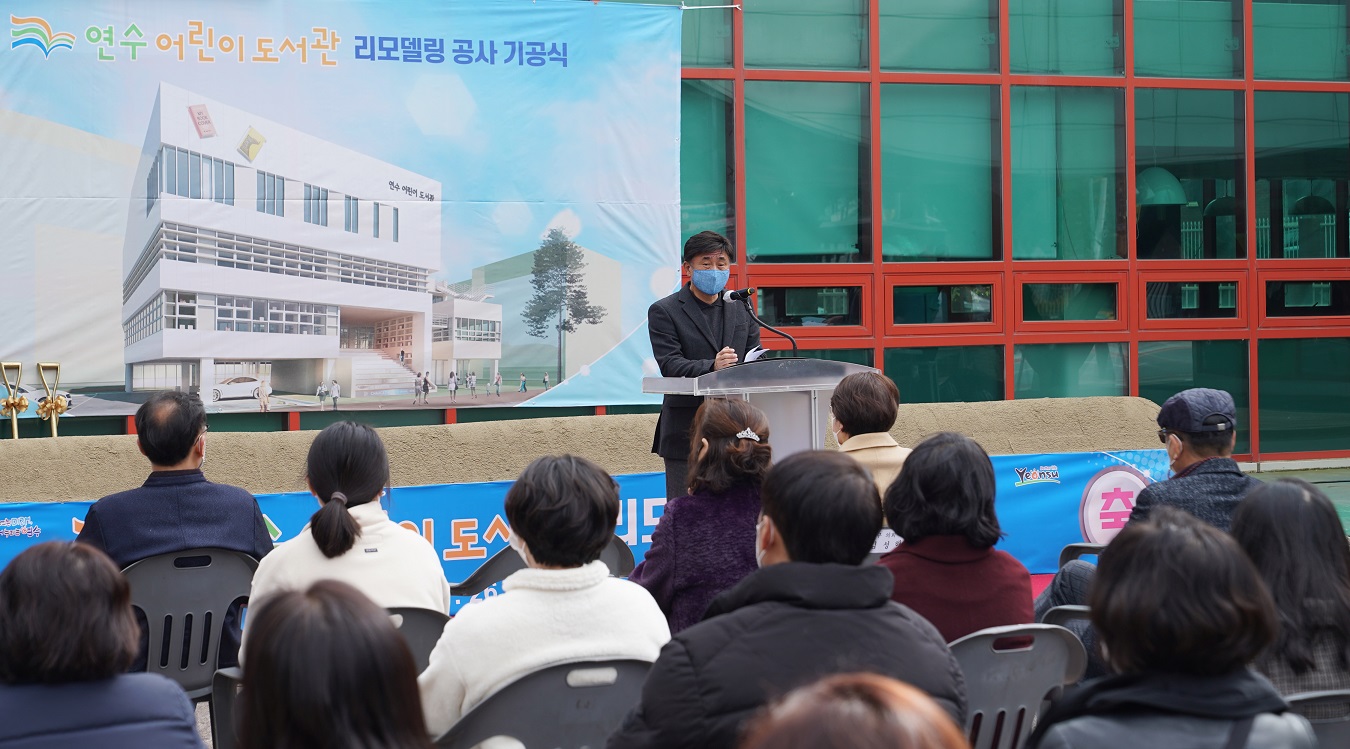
[[723, 288, 753, 302]]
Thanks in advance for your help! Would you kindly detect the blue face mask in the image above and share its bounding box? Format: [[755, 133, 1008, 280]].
[[691, 268, 730, 296]]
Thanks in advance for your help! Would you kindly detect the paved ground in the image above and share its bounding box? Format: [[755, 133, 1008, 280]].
[[1251, 467, 1350, 530]]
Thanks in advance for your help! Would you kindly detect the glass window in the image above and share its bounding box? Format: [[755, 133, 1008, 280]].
[[224, 163, 234, 206], [756, 286, 862, 327], [885, 345, 1003, 403], [1011, 87, 1125, 260], [189, 153, 202, 200], [164, 147, 177, 195], [213, 158, 225, 203], [746, 81, 869, 263], [1136, 89, 1245, 260], [393, 207, 399, 242], [176, 149, 189, 197], [682, 80, 734, 242], [762, 348, 874, 366], [1258, 338, 1350, 452], [1145, 281, 1239, 319], [304, 184, 313, 224], [1014, 342, 1127, 397], [1022, 283, 1117, 322], [1267, 280, 1350, 316], [683, 5, 731, 66], [374, 202, 380, 238], [1254, 0, 1350, 81], [1010, 0, 1123, 75], [266, 174, 277, 216], [256, 172, 265, 213], [1135, 0, 1242, 78], [1139, 339, 1249, 453], [1255, 92, 1350, 259], [879, 0, 997, 72], [881, 85, 998, 261], [744, 0, 866, 70], [893, 284, 993, 325]]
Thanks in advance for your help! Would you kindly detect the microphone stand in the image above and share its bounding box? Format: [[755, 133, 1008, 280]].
[[738, 297, 798, 356]]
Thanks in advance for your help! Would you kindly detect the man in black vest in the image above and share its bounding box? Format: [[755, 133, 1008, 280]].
[[648, 231, 760, 500]]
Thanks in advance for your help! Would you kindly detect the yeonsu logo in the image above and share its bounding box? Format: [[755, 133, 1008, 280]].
[[11, 15, 77, 58], [1014, 465, 1060, 487]]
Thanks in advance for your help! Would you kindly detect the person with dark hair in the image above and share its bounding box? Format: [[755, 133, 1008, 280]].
[[1026, 508, 1315, 749], [245, 421, 448, 653], [75, 389, 272, 670], [739, 673, 970, 749], [238, 580, 434, 749], [419, 455, 669, 738], [608, 451, 966, 749], [831, 371, 910, 495], [0, 542, 205, 748], [1232, 479, 1350, 718], [330, 379, 340, 410], [649, 231, 760, 501], [630, 399, 772, 632], [879, 432, 1033, 642]]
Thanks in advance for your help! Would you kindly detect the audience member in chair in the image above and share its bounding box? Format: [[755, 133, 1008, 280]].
[[419, 455, 670, 739], [630, 398, 772, 633], [880, 432, 1033, 642], [607, 451, 967, 749], [830, 371, 910, 495], [739, 673, 969, 749], [238, 580, 434, 749], [245, 421, 449, 653], [1025, 508, 1315, 749], [0, 542, 205, 749], [76, 390, 272, 669], [1232, 479, 1350, 719]]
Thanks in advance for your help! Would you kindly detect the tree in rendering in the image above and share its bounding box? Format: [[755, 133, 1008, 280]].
[[521, 228, 606, 383]]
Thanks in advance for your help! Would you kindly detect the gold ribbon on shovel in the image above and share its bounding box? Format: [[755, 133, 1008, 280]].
[[35, 362, 65, 437], [0, 363, 24, 439]]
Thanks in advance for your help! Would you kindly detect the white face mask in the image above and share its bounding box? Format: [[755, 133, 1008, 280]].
[[508, 533, 529, 562], [754, 517, 768, 568]]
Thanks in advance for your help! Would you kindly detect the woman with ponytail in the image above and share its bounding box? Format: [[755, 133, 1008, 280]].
[[245, 422, 449, 650], [629, 398, 772, 633]]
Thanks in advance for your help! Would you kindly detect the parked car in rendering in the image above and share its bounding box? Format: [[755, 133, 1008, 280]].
[[210, 376, 270, 402]]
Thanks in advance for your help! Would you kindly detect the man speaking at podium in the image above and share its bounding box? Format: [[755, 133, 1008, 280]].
[[649, 231, 761, 500]]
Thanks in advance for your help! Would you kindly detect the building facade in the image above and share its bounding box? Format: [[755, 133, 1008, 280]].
[[666, 0, 1350, 462], [122, 84, 441, 400]]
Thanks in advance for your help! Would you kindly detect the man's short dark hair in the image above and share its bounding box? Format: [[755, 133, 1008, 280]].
[[683, 231, 734, 263], [830, 372, 899, 436], [504, 455, 619, 568], [884, 432, 1002, 548], [134, 390, 206, 466], [1176, 428, 1237, 457], [760, 451, 882, 565], [0, 542, 140, 683], [1091, 507, 1276, 676]]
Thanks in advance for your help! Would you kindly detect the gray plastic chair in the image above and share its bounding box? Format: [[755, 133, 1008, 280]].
[[388, 606, 451, 672], [948, 624, 1088, 749], [1057, 543, 1105, 569], [451, 535, 636, 596], [434, 659, 651, 748], [1287, 689, 1350, 746], [121, 547, 258, 701], [210, 605, 451, 749], [1041, 605, 1092, 628]]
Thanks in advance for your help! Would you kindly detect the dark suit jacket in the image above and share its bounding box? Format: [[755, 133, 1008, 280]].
[[648, 284, 760, 459], [76, 468, 274, 669], [1126, 457, 1262, 532], [0, 674, 205, 749]]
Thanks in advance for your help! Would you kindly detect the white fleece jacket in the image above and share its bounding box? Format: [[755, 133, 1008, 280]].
[[417, 560, 671, 739]]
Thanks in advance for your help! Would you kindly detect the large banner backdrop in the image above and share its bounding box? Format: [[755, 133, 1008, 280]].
[[1, 0, 679, 418]]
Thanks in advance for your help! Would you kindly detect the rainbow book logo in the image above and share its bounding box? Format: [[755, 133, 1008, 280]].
[[11, 15, 77, 58]]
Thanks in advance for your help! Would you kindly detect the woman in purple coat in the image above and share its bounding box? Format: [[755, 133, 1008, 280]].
[[629, 398, 772, 633]]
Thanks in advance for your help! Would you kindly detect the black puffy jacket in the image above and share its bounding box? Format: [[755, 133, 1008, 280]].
[[607, 562, 968, 749]]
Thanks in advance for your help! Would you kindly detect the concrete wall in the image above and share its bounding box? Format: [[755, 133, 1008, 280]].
[[0, 396, 1162, 503]]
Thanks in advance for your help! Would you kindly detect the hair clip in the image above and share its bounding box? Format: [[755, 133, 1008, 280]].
[[736, 428, 760, 442]]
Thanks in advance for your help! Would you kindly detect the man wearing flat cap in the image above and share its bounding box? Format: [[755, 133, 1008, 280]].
[[648, 231, 760, 501], [1130, 387, 1261, 532]]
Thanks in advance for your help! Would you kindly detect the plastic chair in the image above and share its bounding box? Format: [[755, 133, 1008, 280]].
[[451, 535, 636, 596], [210, 606, 450, 749], [388, 606, 451, 672], [122, 547, 258, 701], [1287, 689, 1350, 746], [1041, 605, 1092, 628], [1057, 543, 1105, 569], [434, 659, 651, 748], [948, 624, 1088, 749]]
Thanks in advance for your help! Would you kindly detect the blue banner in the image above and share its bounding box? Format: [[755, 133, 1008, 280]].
[[0, 450, 1171, 611]]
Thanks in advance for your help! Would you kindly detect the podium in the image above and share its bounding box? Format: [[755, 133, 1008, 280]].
[[643, 358, 879, 461]]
